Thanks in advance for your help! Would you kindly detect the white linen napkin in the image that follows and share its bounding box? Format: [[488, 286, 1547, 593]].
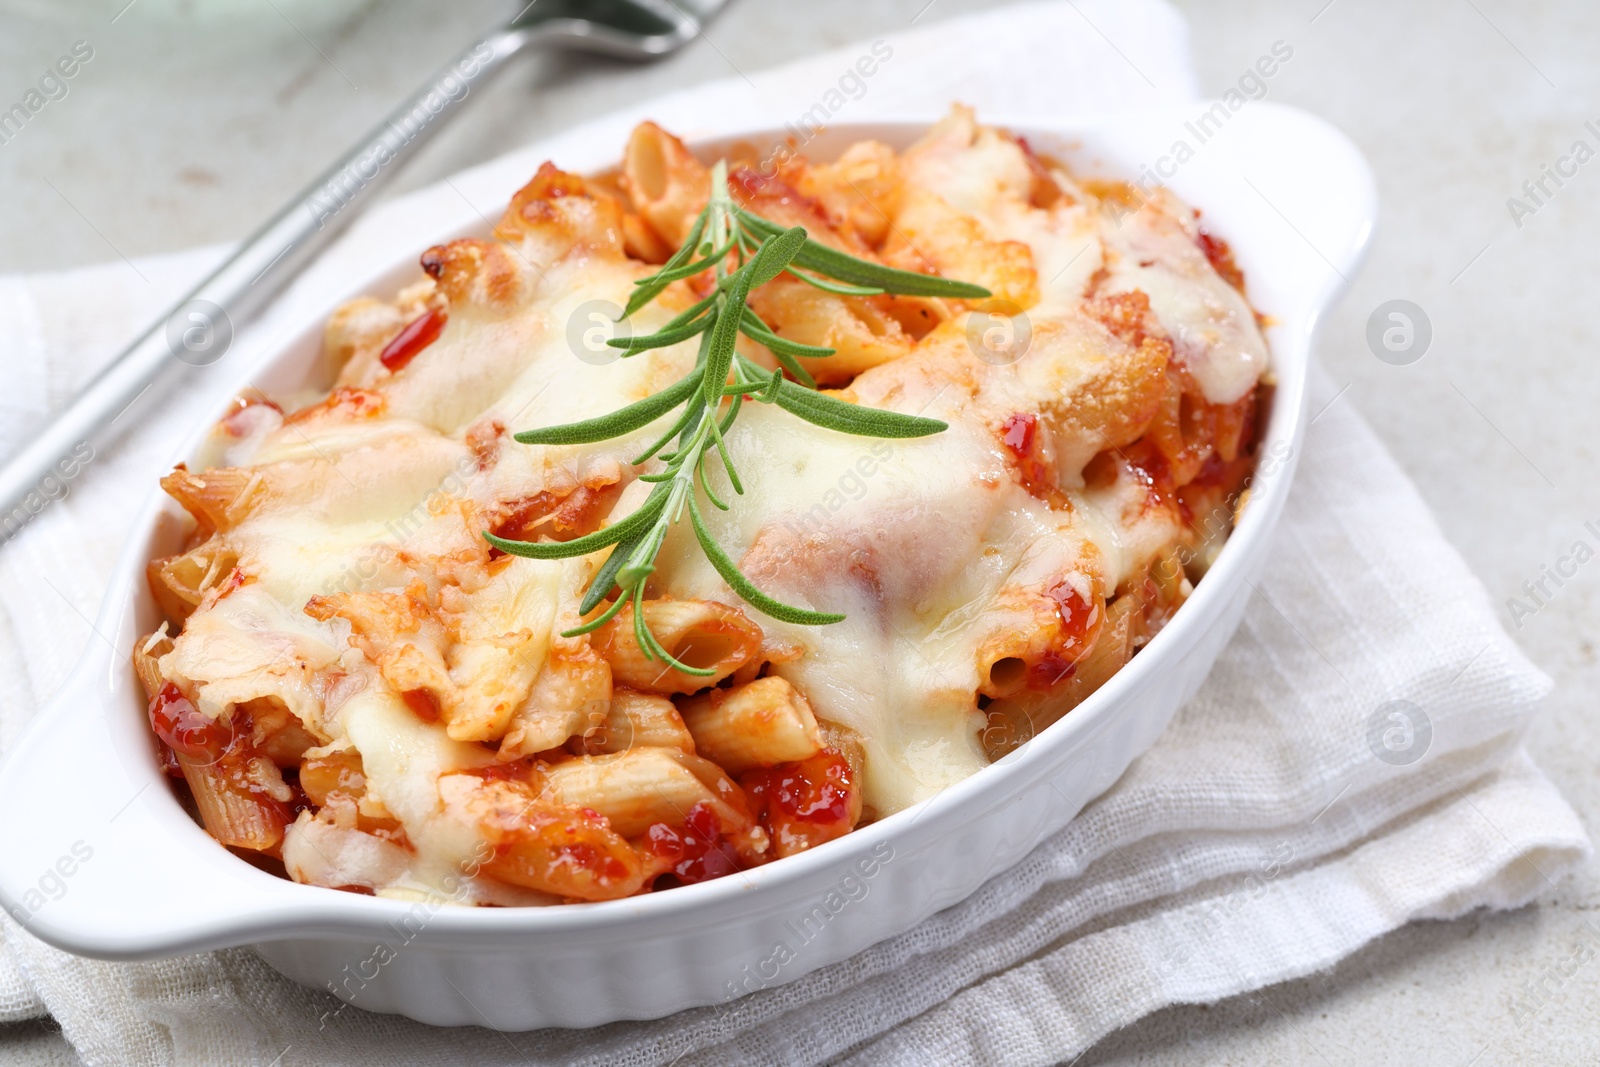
[[0, 2, 1587, 1064]]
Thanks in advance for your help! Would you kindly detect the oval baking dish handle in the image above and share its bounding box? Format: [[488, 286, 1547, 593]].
[[0, 655, 293, 960]]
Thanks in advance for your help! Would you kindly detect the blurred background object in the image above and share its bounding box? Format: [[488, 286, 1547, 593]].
[[1, 0, 998, 270], [0, 0, 727, 530]]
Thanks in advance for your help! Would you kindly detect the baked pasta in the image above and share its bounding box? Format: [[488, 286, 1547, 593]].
[[136, 107, 1269, 904]]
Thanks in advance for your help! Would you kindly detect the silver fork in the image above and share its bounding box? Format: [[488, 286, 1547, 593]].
[[0, 0, 729, 531]]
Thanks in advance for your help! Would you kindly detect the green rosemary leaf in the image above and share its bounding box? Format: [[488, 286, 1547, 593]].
[[735, 354, 946, 438], [689, 496, 845, 625], [785, 266, 884, 296], [575, 531, 643, 615], [632, 582, 717, 676], [563, 588, 630, 637], [579, 539, 638, 614], [746, 225, 809, 287], [613, 292, 717, 355], [514, 372, 699, 445], [661, 291, 718, 329], [737, 208, 991, 298], [696, 447, 731, 511], [631, 401, 698, 465], [792, 244, 990, 298], [704, 405, 744, 495], [484, 482, 669, 559], [777, 387, 948, 438], [739, 306, 835, 358], [623, 209, 709, 317], [765, 346, 817, 389], [702, 265, 754, 409], [623, 278, 670, 319], [678, 386, 709, 450], [609, 310, 714, 354], [717, 389, 744, 434], [631, 583, 651, 650], [562, 588, 630, 637], [635, 236, 735, 287], [734, 300, 822, 388], [759, 367, 784, 403], [615, 515, 670, 591], [664, 209, 709, 271]]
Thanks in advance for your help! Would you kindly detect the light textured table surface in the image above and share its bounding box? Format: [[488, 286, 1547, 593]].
[[2, 0, 1597, 1063]]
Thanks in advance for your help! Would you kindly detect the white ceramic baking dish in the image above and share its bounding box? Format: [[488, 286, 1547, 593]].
[[0, 103, 1373, 1030]]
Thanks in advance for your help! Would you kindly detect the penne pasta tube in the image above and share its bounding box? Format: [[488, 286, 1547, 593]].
[[976, 576, 1107, 700], [621, 121, 711, 247], [746, 280, 915, 385], [979, 593, 1137, 762], [974, 603, 1059, 700], [578, 688, 694, 756], [540, 749, 750, 839], [678, 676, 823, 775], [592, 599, 762, 695], [147, 539, 239, 624], [160, 465, 264, 533], [440, 775, 649, 902], [621, 213, 673, 264], [181, 752, 294, 853], [132, 630, 173, 702], [795, 140, 904, 248]]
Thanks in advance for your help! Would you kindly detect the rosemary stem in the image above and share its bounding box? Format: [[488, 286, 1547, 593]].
[[494, 157, 978, 673]]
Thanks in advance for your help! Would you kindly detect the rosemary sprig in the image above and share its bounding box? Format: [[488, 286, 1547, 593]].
[[484, 162, 989, 676]]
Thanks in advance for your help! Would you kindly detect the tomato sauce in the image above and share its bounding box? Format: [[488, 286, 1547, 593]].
[[1000, 412, 1054, 496], [147, 682, 233, 762], [741, 748, 858, 857], [379, 307, 447, 371], [642, 801, 741, 885]]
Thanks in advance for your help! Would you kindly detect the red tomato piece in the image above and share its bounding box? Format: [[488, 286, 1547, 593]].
[[379, 308, 447, 371], [147, 682, 232, 761]]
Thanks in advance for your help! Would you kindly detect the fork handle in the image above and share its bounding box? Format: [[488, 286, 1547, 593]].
[[0, 24, 544, 538]]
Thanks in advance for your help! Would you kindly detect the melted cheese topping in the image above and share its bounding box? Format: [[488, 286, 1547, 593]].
[[153, 108, 1269, 899]]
